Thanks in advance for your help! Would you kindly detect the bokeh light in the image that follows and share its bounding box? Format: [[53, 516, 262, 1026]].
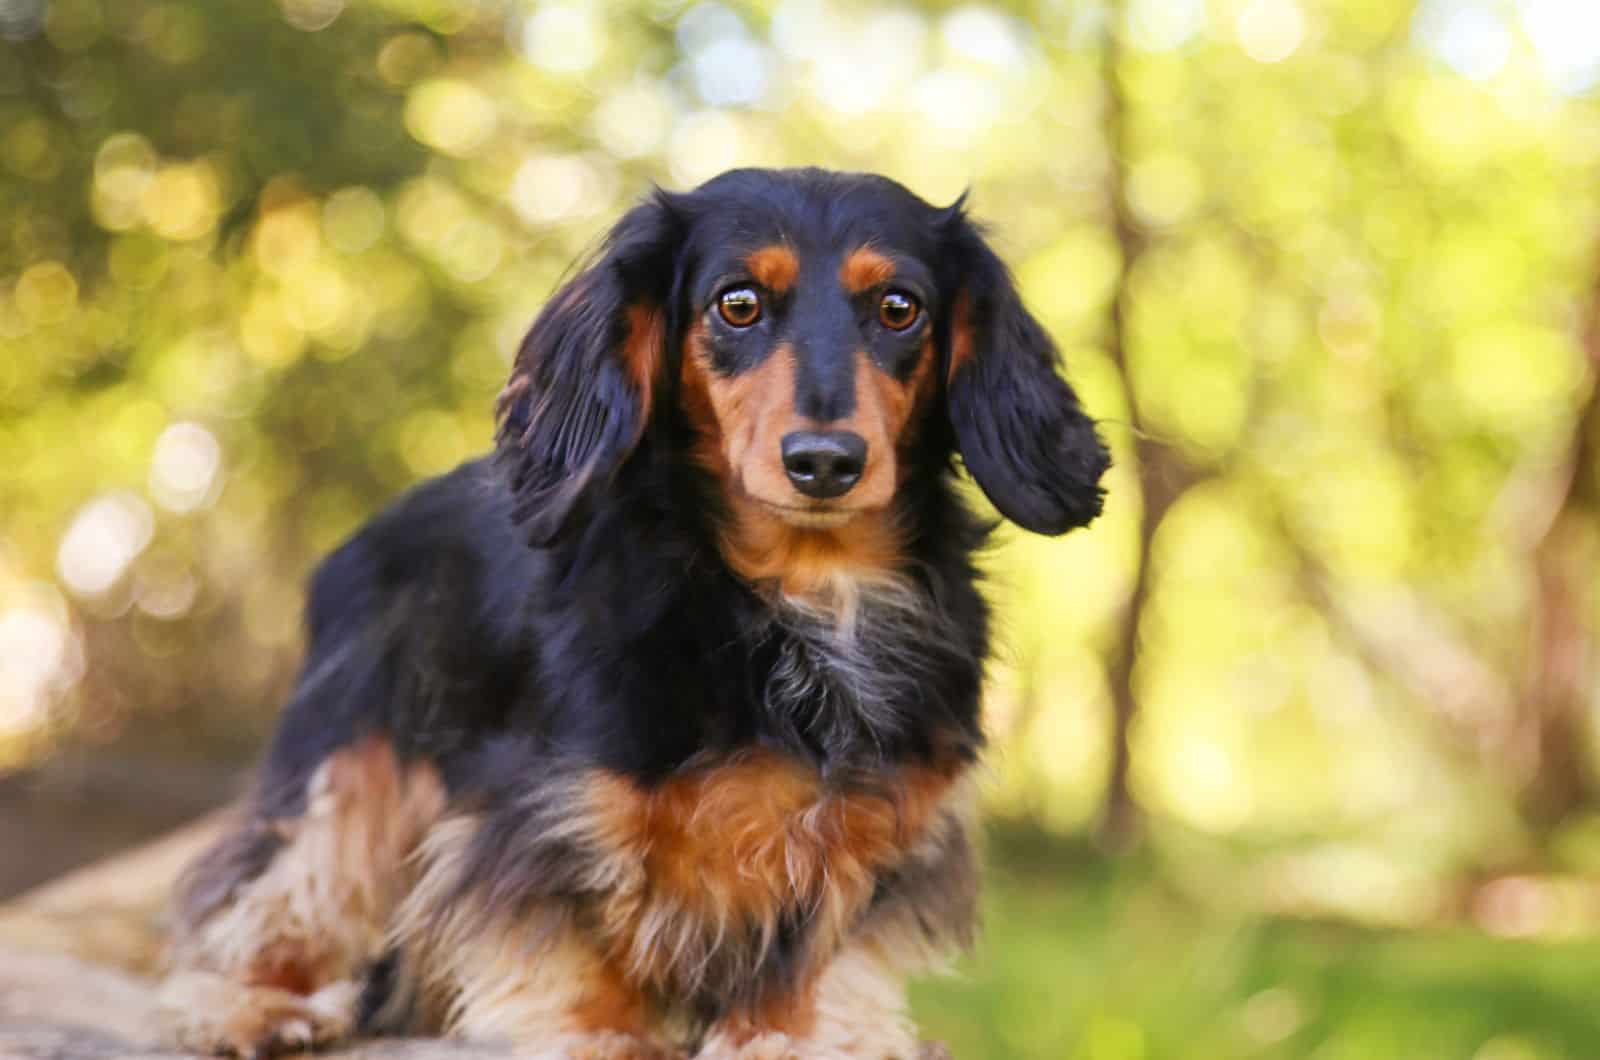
[[149, 422, 222, 514], [56, 492, 155, 600], [0, 584, 83, 752], [1236, 0, 1306, 64]]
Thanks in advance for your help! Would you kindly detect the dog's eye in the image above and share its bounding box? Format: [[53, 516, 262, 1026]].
[[879, 290, 919, 331], [717, 287, 762, 328]]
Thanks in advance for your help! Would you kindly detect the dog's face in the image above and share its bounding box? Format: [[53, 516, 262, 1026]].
[[498, 168, 1109, 562], [674, 184, 948, 529]]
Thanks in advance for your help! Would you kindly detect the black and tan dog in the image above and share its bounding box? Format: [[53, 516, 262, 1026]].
[[161, 168, 1109, 1059]]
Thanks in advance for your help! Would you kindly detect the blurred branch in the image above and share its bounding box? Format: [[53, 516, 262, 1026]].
[[1285, 534, 1513, 751], [1096, 6, 1214, 848], [1098, 3, 1141, 848], [1509, 250, 1600, 825], [1211, 70, 1600, 834], [1282, 240, 1600, 830]]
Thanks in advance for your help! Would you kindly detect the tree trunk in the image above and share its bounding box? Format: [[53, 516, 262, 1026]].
[[1097, 6, 1199, 848], [1514, 262, 1600, 827]]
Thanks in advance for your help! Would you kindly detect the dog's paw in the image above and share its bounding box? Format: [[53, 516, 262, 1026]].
[[521, 1031, 686, 1060], [694, 1031, 806, 1060], [159, 972, 360, 1057]]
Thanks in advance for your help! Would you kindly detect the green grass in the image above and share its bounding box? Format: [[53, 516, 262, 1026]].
[[911, 835, 1600, 1060]]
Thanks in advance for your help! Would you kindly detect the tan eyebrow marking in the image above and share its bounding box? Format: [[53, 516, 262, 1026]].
[[839, 247, 896, 294], [745, 244, 800, 295]]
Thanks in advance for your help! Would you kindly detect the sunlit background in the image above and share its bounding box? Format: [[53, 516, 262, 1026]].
[[3, 0, 1600, 1056]]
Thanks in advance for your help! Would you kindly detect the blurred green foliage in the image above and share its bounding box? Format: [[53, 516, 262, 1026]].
[[915, 833, 1600, 1060], [3, 0, 1600, 1036]]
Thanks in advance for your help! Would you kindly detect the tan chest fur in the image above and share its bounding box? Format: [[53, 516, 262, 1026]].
[[579, 750, 964, 998]]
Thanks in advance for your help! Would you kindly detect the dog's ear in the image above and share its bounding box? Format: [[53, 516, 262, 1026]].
[[496, 194, 682, 545], [939, 205, 1110, 535]]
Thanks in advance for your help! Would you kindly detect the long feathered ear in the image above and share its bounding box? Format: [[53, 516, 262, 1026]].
[[940, 204, 1110, 535], [496, 194, 681, 545]]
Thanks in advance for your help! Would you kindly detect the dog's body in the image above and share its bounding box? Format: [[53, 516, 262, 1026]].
[[163, 169, 1108, 1059]]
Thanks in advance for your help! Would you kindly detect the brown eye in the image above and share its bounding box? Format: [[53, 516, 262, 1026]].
[[717, 287, 762, 327], [879, 290, 919, 331]]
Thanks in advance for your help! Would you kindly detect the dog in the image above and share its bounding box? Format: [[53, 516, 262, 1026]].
[[160, 168, 1109, 1060]]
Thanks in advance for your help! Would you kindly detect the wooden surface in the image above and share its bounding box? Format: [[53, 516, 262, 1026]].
[[0, 810, 230, 976], [0, 946, 510, 1059], [0, 757, 244, 900]]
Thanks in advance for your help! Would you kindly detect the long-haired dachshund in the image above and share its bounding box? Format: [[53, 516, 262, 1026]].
[[161, 168, 1109, 1060]]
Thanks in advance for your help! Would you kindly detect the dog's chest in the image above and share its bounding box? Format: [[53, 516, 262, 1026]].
[[581, 750, 958, 1001], [757, 587, 945, 754]]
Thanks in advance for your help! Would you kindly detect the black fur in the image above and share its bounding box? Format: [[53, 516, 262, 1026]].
[[497, 196, 683, 546], [940, 207, 1110, 535]]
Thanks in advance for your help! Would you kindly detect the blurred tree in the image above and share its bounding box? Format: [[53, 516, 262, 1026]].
[[1514, 241, 1599, 825], [1097, 0, 1207, 848]]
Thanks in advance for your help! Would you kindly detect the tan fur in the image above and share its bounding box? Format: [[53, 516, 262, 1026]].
[[160, 973, 363, 1057], [624, 303, 665, 421], [803, 941, 923, 1059], [682, 334, 922, 517], [690, 852, 976, 1060], [876, 337, 934, 457], [679, 319, 731, 481], [394, 816, 679, 1058], [165, 736, 445, 1054], [946, 293, 973, 383], [715, 498, 908, 611], [583, 753, 965, 998], [838, 248, 895, 295], [857, 342, 937, 478], [680, 324, 939, 614], [694, 937, 927, 1060], [392, 759, 970, 1056], [857, 779, 981, 974], [680, 332, 902, 603], [746, 244, 800, 295], [688, 338, 802, 510], [496, 280, 661, 443]]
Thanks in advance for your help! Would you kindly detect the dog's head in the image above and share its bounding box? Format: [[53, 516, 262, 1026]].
[[498, 169, 1109, 562]]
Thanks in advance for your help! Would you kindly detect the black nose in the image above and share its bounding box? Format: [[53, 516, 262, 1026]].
[[781, 430, 867, 499]]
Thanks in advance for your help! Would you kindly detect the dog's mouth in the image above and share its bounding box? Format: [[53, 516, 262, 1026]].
[[756, 502, 859, 530]]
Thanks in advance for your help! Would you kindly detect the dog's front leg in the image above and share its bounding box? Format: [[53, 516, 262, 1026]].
[[161, 736, 445, 1056], [443, 924, 679, 1060], [693, 940, 922, 1060], [393, 816, 683, 1060]]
